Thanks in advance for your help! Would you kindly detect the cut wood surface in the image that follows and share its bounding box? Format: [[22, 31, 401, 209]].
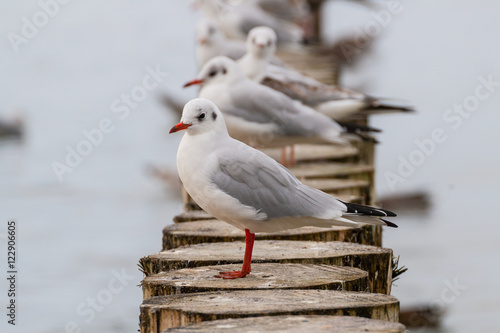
[[173, 211, 213, 223], [142, 264, 369, 298], [302, 178, 369, 191], [289, 162, 373, 178], [162, 220, 382, 250], [140, 290, 400, 332], [260, 144, 358, 163], [162, 315, 406, 333], [276, 46, 339, 85], [140, 240, 392, 294]]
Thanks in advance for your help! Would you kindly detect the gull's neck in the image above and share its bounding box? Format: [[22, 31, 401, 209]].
[[211, 32, 226, 48], [178, 122, 232, 175], [238, 52, 269, 82]]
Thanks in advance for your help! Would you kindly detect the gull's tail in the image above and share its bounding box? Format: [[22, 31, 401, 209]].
[[338, 122, 381, 144], [340, 201, 398, 228], [337, 121, 381, 133], [363, 97, 415, 114]]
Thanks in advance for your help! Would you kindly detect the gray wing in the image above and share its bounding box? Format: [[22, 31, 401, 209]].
[[227, 80, 342, 137], [212, 146, 345, 219], [263, 65, 367, 105]]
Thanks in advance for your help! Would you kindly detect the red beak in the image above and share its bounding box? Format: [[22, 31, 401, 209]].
[[169, 122, 192, 134], [183, 79, 204, 88]]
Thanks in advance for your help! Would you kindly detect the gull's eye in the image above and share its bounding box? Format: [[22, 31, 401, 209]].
[[208, 69, 217, 77], [267, 40, 272, 47], [198, 113, 206, 120], [252, 37, 256, 44], [208, 26, 215, 34]]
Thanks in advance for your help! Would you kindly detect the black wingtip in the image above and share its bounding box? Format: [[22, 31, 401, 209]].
[[358, 133, 379, 144], [341, 201, 397, 217], [337, 121, 382, 133], [383, 209, 397, 217], [373, 104, 416, 113], [382, 219, 398, 228]]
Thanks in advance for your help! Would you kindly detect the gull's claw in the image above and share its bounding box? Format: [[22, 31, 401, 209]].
[[214, 271, 248, 279]]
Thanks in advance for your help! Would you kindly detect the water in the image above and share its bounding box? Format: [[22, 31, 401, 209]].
[[322, 1, 500, 332], [1, 1, 499, 332]]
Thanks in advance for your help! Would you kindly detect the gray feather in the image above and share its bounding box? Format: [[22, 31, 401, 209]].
[[211, 147, 345, 220], [227, 80, 343, 138]]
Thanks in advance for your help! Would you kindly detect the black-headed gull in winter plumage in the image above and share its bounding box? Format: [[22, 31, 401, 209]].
[[238, 26, 414, 120], [195, 18, 283, 68], [169, 98, 397, 279]]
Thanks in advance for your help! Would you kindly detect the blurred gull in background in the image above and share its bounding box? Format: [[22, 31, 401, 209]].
[[183, 56, 377, 152], [238, 26, 414, 120], [195, 0, 304, 43]]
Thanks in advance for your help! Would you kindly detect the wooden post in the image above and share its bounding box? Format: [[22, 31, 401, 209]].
[[140, 290, 400, 332], [161, 315, 406, 333], [140, 240, 392, 294], [308, 0, 325, 42], [162, 220, 382, 250], [142, 264, 369, 298]]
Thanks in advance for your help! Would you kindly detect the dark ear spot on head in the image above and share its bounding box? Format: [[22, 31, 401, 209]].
[[212, 112, 217, 120]]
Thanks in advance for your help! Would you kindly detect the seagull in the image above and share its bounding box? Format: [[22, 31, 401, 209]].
[[195, 18, 284, 68], [169, 98, 397, 279], [183, 56, 374, 151], [238, 26, 414, 120], [196, 0, 304, 44], [195, 18, 247, 67]]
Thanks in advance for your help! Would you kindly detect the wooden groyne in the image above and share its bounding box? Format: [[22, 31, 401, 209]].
[[141, 290, 400, 332], [159, 315, 406, 333], [139, 2, 404, 332]]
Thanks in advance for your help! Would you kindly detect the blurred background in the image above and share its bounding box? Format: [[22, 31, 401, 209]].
[[1, 1, 498, 332]]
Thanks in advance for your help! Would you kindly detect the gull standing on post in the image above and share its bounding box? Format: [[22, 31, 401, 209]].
[[169, 98, 397, 279], [195, 19, 284, 68], [238, 26, 414, 120]]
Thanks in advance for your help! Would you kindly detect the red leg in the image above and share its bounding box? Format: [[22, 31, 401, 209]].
[[280, 147, 287, 166], [289, 145, 295, 166], [215, 229, 255, 279]]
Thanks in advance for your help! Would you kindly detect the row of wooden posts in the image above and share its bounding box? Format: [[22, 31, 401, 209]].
[[138, 3, 406, 331]]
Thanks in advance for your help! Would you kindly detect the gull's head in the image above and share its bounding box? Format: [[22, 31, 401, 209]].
[[184, 56, 244, 88], [246, 26, 277, 59], [169, 98, 224, 135], [196, 18, 220, 45]]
